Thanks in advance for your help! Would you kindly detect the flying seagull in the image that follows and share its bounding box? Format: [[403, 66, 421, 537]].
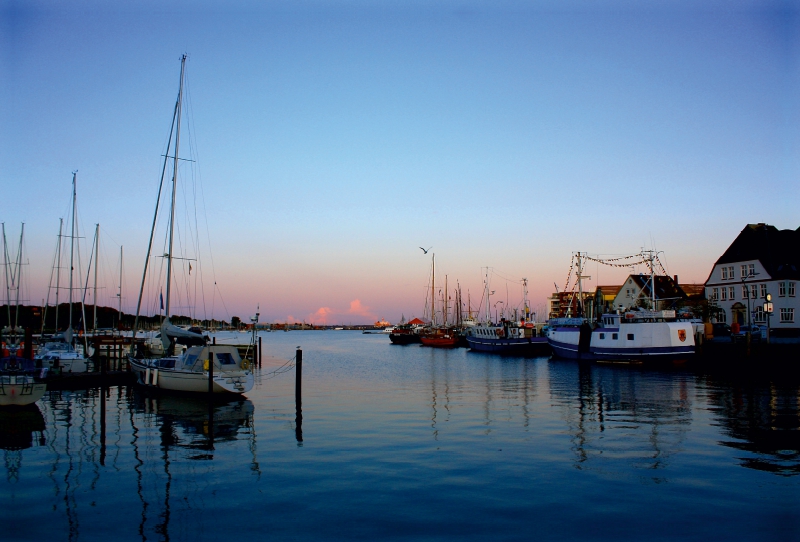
[[419, 246, 432, 254]]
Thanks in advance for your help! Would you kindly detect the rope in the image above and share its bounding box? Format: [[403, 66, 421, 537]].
[[258, 354, 297, 381]]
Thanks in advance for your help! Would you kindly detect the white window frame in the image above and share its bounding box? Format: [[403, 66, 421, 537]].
[[721, 267, 728, 280], [741, 264, 748, 278], [780, 308, 794, 323], [780, 282, 786, 297], [790, 282, 796, 297], [751, 285, 758, 299], [729, 286, 735, 300], [712, 287, 719, 300], [721, 288, 727, 301], [760, 284, 767, 299], [742, 285, 749, 299], [729, 266, 735, 279]]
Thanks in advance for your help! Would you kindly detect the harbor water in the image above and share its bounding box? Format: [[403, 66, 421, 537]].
[[2, 330, 799, 541]]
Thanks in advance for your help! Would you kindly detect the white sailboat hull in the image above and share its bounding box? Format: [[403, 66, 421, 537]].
[[0, 375, 47, 406]]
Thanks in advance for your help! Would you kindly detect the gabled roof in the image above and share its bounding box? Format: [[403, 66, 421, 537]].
[[626, 274, 687, 300], [595, 285, 623, 298], [679, 283, 705, 299], [708, 223, 800, 282], [407, 317, 426, 325]]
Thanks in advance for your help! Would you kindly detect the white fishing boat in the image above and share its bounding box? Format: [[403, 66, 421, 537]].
[[128, 55, 253, 395], [547, 251, 695, 363]]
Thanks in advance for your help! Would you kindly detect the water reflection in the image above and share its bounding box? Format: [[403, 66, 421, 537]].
[[550, 362, 692, 481], [701, 369, 800, 476]]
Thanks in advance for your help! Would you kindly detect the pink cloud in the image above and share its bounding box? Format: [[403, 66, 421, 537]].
[[306, 299, 377, 325]]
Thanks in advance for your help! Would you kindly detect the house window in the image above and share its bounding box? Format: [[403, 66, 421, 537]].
[[712, 288, 719, 300], [721, 267, 728, 280], [760, 284, 767, 299], [741, 265, 748, 278], [717, 310, 726, 323], [748, 264, 755, 277], [780, 282, 786, 297], [790, 282, 796, 297], [729, 287, 735, 300], [780, 308, 794, 323], [729, 266, 735, 279], [751, 285, 758, 299], [753, 307, 765, 323], [721, 288, 727, 301], [742, 285, 749, 299]]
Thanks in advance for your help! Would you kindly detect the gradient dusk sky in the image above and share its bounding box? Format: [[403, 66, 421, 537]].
[[2, 1, 798, 324]]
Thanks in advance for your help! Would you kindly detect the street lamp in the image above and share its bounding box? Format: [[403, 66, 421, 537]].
[[741, 270, 759, 352], [764, 293, 773, 345]]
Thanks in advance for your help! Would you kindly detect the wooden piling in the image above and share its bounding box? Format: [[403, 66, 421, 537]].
[[208, 350, 214, 395], [295, 347, 303, 443], [258, 336, 262, 368]]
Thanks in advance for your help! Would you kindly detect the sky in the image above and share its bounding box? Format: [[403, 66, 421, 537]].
[[2, 0, 799, 325]]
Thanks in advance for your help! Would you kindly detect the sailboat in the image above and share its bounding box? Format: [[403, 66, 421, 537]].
[[34, 177, 90, 374], [419, 255, 460, 348], [128, 55, 253, 395], [0, 224, 47, 406]]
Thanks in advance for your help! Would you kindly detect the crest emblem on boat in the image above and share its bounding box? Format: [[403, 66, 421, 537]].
[[678, 329, 686, 342]]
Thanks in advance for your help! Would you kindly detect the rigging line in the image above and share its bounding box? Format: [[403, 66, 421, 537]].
[[132, 96, 179, 340]]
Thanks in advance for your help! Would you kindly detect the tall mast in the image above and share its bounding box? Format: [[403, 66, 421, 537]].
[[430, 253, 435, 326], [55, 219, 63, 330], [2, 223, 9, 327], [14, 224, 23, 330], [118, 246, 123, 316], [69, 172, 77, 331], [484, 267, 491, 324], [523, 277, 529, 323], [165, 53, 187, 321], [93, 224, 99, 332], [444, 274, 448, 326]]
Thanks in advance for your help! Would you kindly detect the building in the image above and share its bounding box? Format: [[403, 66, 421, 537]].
[[593, 285, 623, 315], [611, 274, 688, 311], [704, 223, 800, 337]]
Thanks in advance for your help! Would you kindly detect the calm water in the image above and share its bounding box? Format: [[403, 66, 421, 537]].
[[2, 331, 799, 541]]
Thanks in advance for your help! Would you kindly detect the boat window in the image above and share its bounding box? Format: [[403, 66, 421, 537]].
[[627, 334, 634, 340], [599, 333, 605, 339], [216, 353, 236, 365], [612, 333, 618, 340], [159, 359, 175, 369], [184, 354, 199, 368]]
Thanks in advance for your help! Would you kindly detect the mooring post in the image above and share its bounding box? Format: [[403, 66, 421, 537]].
[[208, 350, 215, 395], [24, 328, 33, 360], [213, 336, 216, 345], [259, 336, 263, 368], [295, 348, 302, 402], [295, 347, 303, 444]]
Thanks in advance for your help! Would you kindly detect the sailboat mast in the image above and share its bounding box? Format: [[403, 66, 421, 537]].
[[55, 218, 63, 331], [14, 224, 23, 330], [69, 172, 77, 331], [165, 53, 186, 320], [93, 224, 99, 332], [484, 267, 490, 324], [118, 246, 123, 316], [2, 224, 9, 327], [444, 274, 448, 326], [431, 253, 435, 326]]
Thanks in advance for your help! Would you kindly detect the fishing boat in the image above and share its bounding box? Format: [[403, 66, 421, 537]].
[[389, 318, 425, 344], [466, 275, 549, 355], [547, 251, 695, 363], [128, 55, 253, 395]]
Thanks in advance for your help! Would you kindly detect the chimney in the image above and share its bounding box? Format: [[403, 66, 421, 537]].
[[673, 275, 679, 286]]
